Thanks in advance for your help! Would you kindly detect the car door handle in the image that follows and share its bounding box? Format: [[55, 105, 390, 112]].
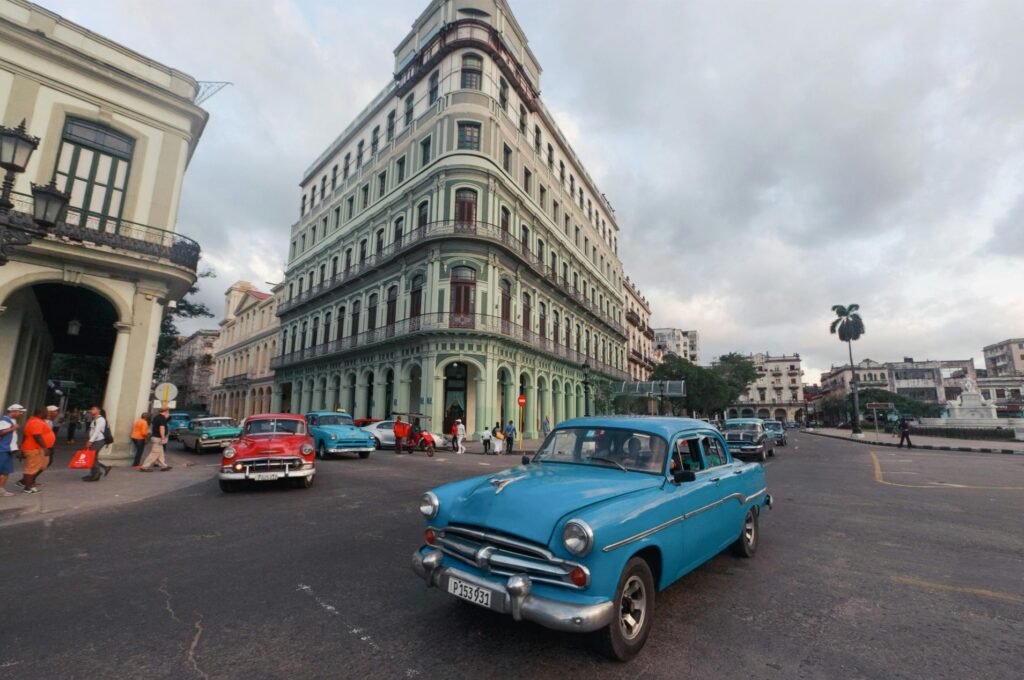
[[710, 477, 721, 483], [733, 469, 744, 475]]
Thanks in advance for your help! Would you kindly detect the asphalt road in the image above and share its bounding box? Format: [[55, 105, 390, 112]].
[[1, 435, 1022, 679]]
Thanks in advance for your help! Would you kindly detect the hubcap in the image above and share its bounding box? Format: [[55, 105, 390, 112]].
[[618, 575, 647, 641], [744, 513, 756, 547]]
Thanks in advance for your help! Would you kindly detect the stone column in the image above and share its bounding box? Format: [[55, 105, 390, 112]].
[[271, 383, 283, 412], [300, 380, 312, 414], [474, 376, 487, 439], [355, 377, 369, 419], [525, 378, 538, 439], [326, 378, 337, 412], [372, 374, 388, 420], [100, 322, 134, 460]]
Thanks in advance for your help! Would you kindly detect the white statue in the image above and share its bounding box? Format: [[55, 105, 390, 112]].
[[960, 377, 975, 394]]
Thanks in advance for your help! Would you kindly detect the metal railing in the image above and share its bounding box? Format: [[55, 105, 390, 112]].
[[10, 191, 201, 270], [271, 311, 630, 381], [277, 219, 626, 337], [220, 373, 250, 387]]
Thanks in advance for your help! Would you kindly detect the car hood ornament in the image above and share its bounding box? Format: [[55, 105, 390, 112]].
[[490, 474, 527, 494]]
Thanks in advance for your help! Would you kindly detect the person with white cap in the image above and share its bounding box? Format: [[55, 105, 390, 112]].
[[0, 404, 27, 497], [43, 405, 60, 473], [455, 418, 466, 455]]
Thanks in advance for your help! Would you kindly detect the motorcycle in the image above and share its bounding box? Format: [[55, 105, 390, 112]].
[[393, 413, 439, 457]]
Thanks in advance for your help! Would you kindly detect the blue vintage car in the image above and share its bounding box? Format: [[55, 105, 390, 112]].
[[305, 411, 376, 459], [411, 416, 771, 661]]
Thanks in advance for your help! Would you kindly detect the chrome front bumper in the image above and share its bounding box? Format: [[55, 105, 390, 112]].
[[218, 468, 315, 481], [412, 548, 614, 633], [328, 446, 374, 454]]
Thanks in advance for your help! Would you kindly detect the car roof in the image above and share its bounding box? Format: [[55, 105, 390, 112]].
[[246, 413, 306, 421], [194, 417, 231, 422], [726, 418, 763, 423], [555, 416, 718, 440], [306, 411, 352, 416]]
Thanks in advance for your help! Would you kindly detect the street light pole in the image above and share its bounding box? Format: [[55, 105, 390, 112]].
[[583, 364, 591, 417]]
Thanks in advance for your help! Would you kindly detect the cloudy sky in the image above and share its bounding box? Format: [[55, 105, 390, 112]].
[[43, 0, 1024, 383]]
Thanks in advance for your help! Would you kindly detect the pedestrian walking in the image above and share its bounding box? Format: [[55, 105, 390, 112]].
[[65, 407, 80, 444], [131, 412, 151, 467], [897, 417, 914, 449], [394, 416, 410, 455], [84, 405, 113, 481], [140, 406, 173, 471], [17, 407, 54, 493], [480, 427, 492, 454], [492, 422, 504, 455], [455, 419, 466, 455], [504, 420, 517, 455], [41, 405, 60, 479], [0, 404, 27, 496], [541, 415, 551, 438]]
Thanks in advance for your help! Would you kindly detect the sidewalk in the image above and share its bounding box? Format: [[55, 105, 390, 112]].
[[0, 441, 214, 527], [804, 427, 1024, 454], [432, 437, 546, 456]]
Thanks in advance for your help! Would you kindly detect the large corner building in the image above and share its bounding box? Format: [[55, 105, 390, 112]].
[[272, 0, 630, 438]]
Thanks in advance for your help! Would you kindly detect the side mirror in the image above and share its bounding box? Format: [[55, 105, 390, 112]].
[[521, 454, 531, 466], [672, 470, 697, 484]]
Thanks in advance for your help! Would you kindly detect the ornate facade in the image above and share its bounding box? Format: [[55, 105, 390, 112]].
[[210, 281, 280, 420], [624, 276, 654, 381], [167, 329, 218, 409], [272, 0, 630, 438], [727, 352, 805, 422]]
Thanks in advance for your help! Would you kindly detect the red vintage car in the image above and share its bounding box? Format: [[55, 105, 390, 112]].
[[218, 413, 316, 492]]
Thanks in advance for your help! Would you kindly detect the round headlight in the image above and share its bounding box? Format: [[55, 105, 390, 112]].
[[563, 519, 594, 557], [330, 434, 337, 440], [301, 444, 314, 455], [223, 447, 236, 459], [419, 491, 439, 519], [201, 433, 209, 440]]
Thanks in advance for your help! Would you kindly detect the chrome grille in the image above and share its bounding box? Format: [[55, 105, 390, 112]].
[[434, 525, 588, 589], [239, 457, 304, 472]]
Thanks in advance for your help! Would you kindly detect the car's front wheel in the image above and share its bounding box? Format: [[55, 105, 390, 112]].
[[317, 442, 328, 460], [293, 474, 314, 489], [758, 447, 767, 462], [219, 479, 237, 493], [373, 437, 381, 450], [731, 508, 759, 558], [594, 556, 655, 661], [358, 450, 371, 459]]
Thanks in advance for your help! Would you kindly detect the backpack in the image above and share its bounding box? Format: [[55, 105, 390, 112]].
[[103, 423, 114, 445]]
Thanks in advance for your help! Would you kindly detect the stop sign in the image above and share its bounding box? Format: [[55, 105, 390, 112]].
[[517, 394, 526, 408]]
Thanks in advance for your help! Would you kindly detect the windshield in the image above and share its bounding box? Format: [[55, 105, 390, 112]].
[[244, 418, 305, 436], [316, 414, 354, 426], [199, 419, 235, 429], [533, 427, 668, 474], [724, 422, 759, 432], [763, 421, 783, 432], [168, 414, 191, 424]]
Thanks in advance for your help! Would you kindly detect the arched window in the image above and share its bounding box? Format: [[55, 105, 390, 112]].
[[500, 279, 512, 331], [351, 301, 361, 338], [500, 206, 510, 232], [450, 267, 476, 329], [367, 293, 379, 332], [324, 311, 332, 343], [394, 216, 404, 245], [522, 292, 532, 333], [455, 188, 477, 227], [331, 256, 339, 279], [539, 302, 547, 339], [385, 286, 398, 335], [461, 53, 483, 90], [417, 201, 429, 228], [331, 164, 338, 190], [552, 309, 560, 344], [410, 274, 425, 319], [336, 306, 346, 338]]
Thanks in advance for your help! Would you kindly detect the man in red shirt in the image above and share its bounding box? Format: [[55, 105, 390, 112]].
[[18, 407, 55, 493], [393, 415, 410, 455]]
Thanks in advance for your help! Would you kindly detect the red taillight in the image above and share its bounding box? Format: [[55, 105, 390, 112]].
[[425, 529, 436, 545], [570, 567, 587, 587]]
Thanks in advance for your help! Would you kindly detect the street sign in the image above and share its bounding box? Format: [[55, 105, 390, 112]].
[[154, 382, 178, 404], [865, 402, 894, 410], [152, 399, 177, 409], [517, 394, 527, 408]]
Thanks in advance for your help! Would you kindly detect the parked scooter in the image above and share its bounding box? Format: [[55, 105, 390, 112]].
[[393, 413, 437, 457]]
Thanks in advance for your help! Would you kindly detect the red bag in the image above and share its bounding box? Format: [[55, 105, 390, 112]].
[[68, 448, 96, 469]]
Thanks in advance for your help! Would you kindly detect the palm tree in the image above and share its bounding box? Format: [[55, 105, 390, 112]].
[[830, 304, 866, 433]]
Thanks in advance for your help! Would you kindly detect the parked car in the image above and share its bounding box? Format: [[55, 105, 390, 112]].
[[353, 417, 381, 428], [166, 411, 193, 440], [177, 417, 241, 452], [762, 419, 787, 447], [218, 413, 315, 492], [786, 420, 800, 429], [722, 418, 774, 462], [412, 416, 771, 661], [362, 419, 396, 449], [306, 411, 375, 459]]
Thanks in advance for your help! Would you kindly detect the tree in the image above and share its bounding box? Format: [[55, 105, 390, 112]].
[[710, 353, 759, 409], [829, 304, 866, 433], [651, 355, 734, 418], [153, 269, 216, 379]]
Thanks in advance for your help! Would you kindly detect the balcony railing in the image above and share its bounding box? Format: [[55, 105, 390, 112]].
[[11, 191, 201, 271], [278, 219, 626, 338], [271, 312, 629, 382], [220, 373, 250, 387], [625, 309, 641, 327]]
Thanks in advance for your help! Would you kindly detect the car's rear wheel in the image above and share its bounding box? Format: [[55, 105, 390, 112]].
[[358, 450, 371, 459], [218, 479, 236, 493], [594, 556, 655, 661], [731, 508, 759, 558]]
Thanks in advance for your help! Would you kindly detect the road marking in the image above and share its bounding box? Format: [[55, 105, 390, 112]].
[[478, 462, 492, 466], [870, 452, 1024, 490], [890, 575, 1024, 605]]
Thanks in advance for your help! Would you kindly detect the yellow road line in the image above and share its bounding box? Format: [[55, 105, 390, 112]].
[[870, 451, 1024, 490], [890, 575, 1024, 605]]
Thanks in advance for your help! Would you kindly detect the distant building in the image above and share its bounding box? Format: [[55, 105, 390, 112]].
[[819, 357, 976, 404], [654, 328, 700, 365], [977, 374, 1024, 416], [623, 277, 655, 381], [726, 352, 805, 422], [820, 359, 889, 395], [167, 330, 219, 410], [209, 281, 281, 419], [983, 338, 1024, 376]]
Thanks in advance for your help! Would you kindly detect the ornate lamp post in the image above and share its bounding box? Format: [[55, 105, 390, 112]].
[[582, 361, 591, 417], [0, 120, 70, 265]]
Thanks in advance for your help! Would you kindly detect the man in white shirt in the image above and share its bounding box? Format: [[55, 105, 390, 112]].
[[0, 404, 27, 497], [455, 418, 466, 455], [84, 405, 112, 481]]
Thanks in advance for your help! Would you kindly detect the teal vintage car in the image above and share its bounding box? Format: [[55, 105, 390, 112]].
[[412, 416, 771, 661], [306, 411, 376, 459], [177, 417, 242, 452]]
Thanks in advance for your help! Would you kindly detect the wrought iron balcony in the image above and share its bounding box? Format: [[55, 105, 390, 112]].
[[278, 219, 626, 338], [8, 191, 200, 270], [219, 373, 250, 387], [625, 309, 641, 327], [271, 312, 630, 382]]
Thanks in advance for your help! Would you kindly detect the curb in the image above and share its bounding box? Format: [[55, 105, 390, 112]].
[[802, 430, 1021, 455]]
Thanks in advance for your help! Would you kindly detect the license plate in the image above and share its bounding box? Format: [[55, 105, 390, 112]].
[[447, 576, 492, 608], [250, 472, 279, 481]]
